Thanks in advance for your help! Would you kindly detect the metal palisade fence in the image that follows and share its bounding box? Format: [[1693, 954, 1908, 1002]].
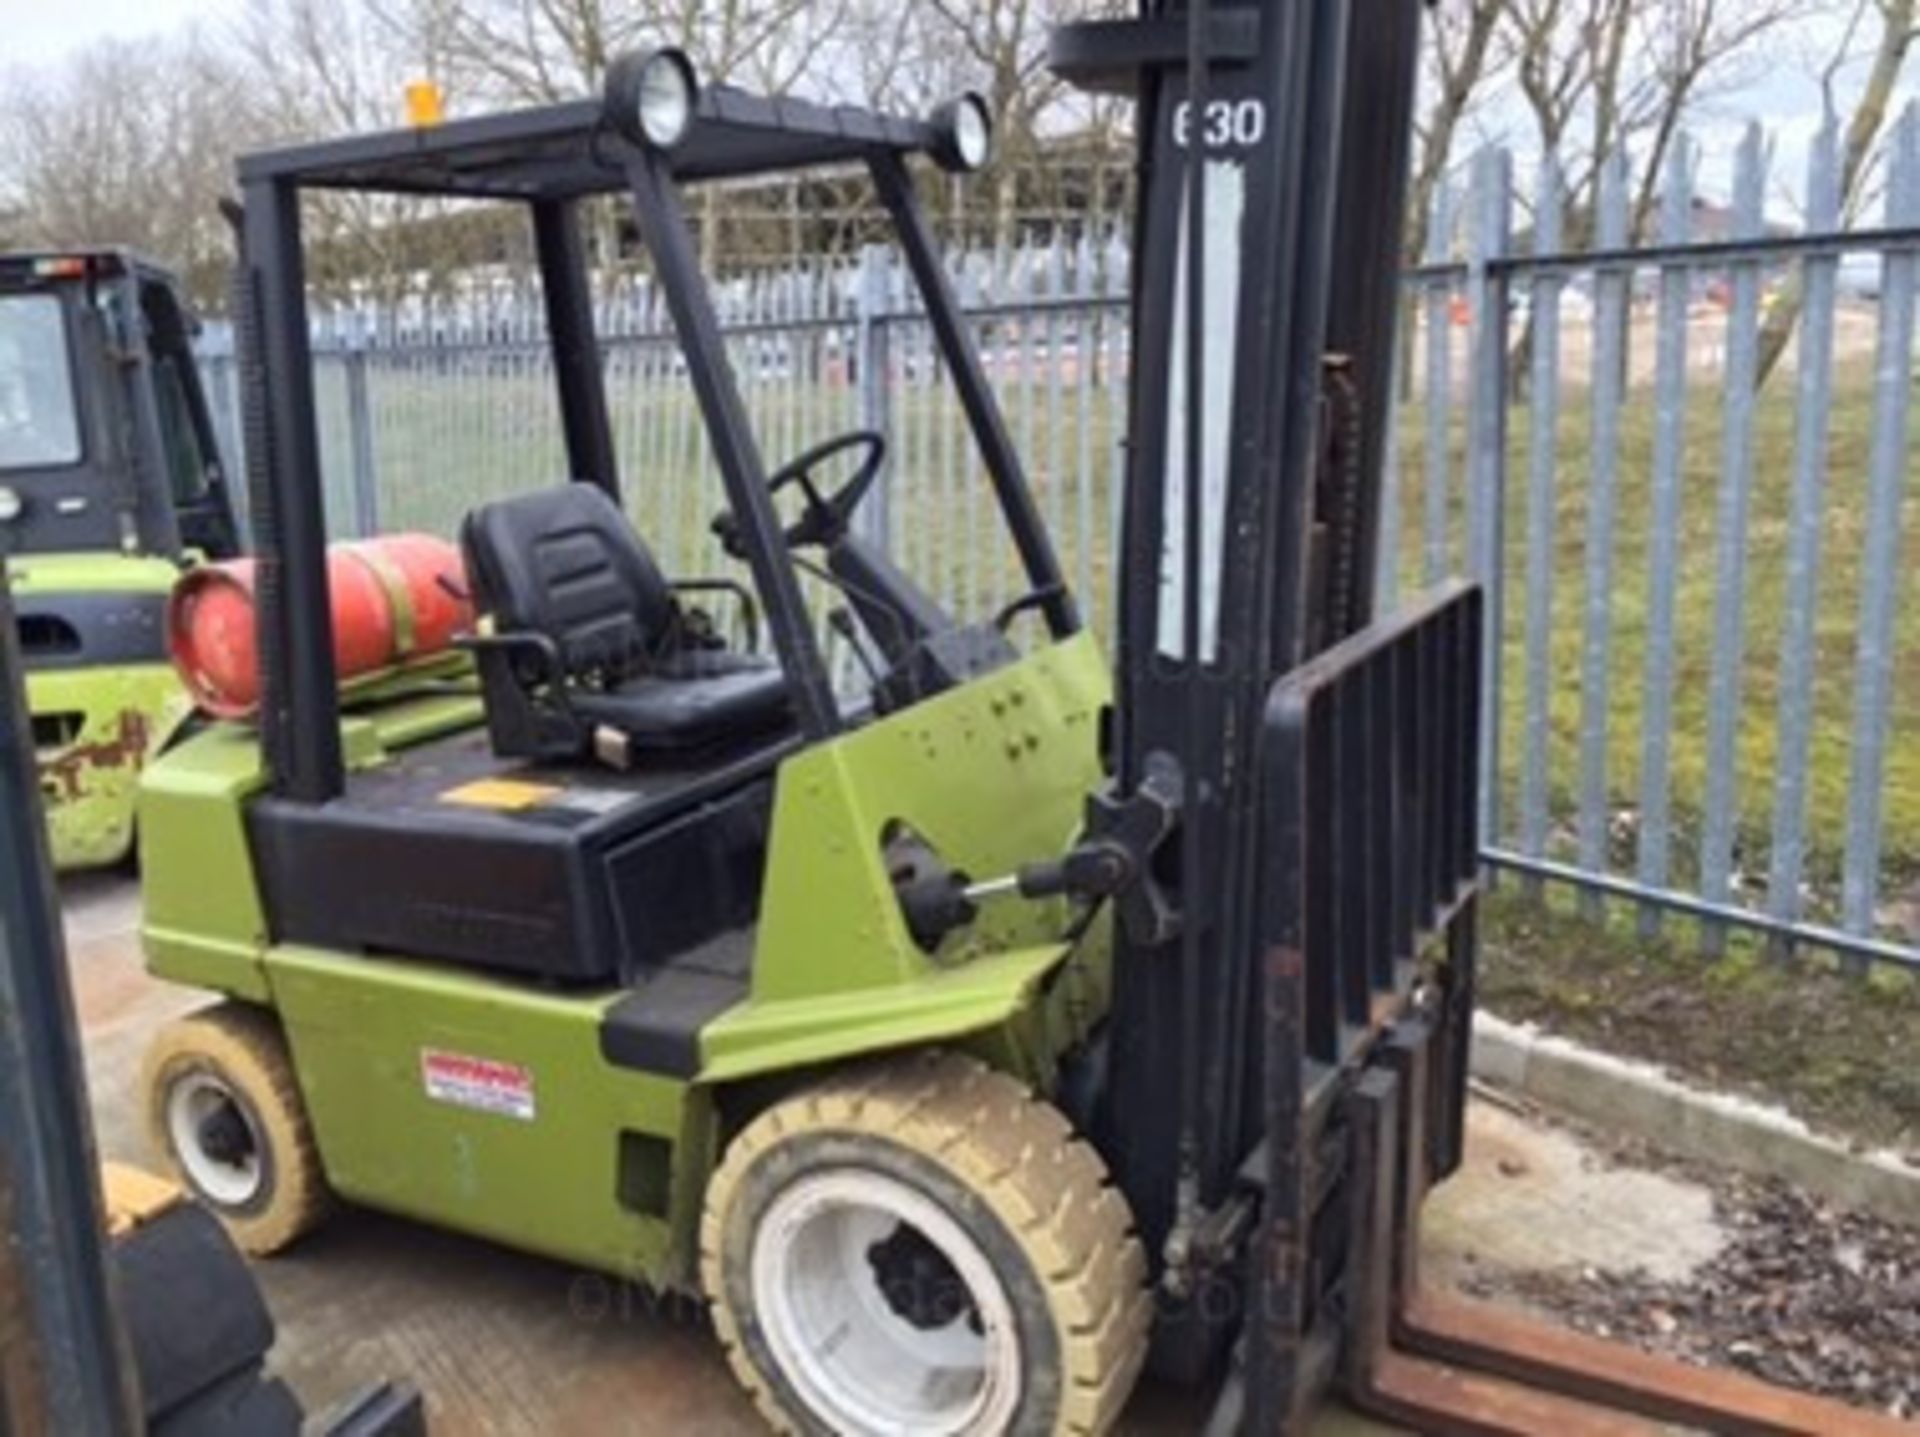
[[199, 109, 1920, 974]]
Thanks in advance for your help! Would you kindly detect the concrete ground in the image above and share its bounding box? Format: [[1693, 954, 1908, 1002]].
[[61, 873, 1730, 1436]]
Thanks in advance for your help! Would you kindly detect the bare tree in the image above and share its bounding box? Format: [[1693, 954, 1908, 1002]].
[[370, 0, 857, 267], [0, 31, 261, 306], [1407, 0, 1510, 263], [0, 0, 497, 304], [1502, 0, 1813, 248], [229, 0, 471, 297], [1754, 0, 1918, 384], [1622, 0, 1819, 237], [906, 0, 1126, 250], [376, 0, 845, 106]]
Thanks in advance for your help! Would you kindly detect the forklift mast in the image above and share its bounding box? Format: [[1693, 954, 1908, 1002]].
[[1061, 8, 1920, 1432], [1053, 0, 1424, 1376]]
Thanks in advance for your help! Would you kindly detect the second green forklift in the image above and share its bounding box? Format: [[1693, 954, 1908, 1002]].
[[1, 248, 240, 868]]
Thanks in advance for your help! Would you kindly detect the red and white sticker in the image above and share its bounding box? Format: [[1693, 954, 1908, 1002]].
[[420, 1049, 536, 1121]]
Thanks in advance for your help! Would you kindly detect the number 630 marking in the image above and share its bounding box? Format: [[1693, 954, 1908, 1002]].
[[1172, 98, 1266, 150]]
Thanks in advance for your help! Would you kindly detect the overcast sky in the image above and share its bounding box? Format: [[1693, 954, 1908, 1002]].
[[2, 0, 1913, 209], [1, 0, 241, 68]]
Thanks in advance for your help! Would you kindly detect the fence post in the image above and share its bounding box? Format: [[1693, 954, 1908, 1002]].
[[966, 253, 993, 623], [200, 342, 250, 534], [201, 331, 236, 453], [1700, 124, 1768, 954], [1105, 230, 1129, 611], [1576, 148, 1630, 921], [1841, 103, 1920, 960], [1465, 146, 1512, 857], [855, 243, 893, 544], [1373, 339, 1403, 617], [343, 329, 380, 538], [1765, 118, 1843, 960], [1634, 136, 1696, 938], [1422, 180, 1456, 585], [1073, 234, 1097, 622], [1517, 152, 1564, 896], [1045, 239, 1068, 558]]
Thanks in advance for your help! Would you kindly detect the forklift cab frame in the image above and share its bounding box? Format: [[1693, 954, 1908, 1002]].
[[0, 249, 241, 869], [0, 249, 240, 563], [162, 51, 1125, 1081], [134, 64, 1135, 1355], [236, 58, 1081, 807]]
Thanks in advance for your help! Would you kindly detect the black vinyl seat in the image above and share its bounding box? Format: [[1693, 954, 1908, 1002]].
[[459, 483, 790, 762], [568, 649, 784, 751]]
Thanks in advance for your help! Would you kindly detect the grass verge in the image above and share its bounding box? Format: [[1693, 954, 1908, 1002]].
[[1480, 887, 1920, 1157]]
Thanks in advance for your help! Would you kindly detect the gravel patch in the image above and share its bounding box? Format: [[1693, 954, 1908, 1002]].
[[1457, 1099, 1920, 1422]]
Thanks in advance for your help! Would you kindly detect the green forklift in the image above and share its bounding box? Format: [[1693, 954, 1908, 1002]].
[[134, 23, 1905, 1437], [0, 249, 241, 869]]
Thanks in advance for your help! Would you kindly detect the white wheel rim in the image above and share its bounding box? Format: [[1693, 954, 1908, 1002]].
[[751, 1167, 1023, 1436], [165, 1071, 264, 1208]]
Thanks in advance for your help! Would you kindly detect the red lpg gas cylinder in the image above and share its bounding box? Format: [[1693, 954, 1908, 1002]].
[[167, 534, 472, 718]]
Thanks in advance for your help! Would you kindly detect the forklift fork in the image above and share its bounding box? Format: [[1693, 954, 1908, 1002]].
[[1347, 1023, 1916, 1436], [1246, 586, 1913, 1437]]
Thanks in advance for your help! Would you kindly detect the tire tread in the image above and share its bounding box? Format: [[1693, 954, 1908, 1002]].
[[701, 1050, 1150, 1435], [140, 1003, 330, 1256]]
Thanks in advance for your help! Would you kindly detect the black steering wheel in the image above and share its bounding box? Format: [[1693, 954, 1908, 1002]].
[[715, 430, 887, 556]]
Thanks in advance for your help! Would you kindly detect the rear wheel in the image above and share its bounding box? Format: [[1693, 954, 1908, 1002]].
[[702, 1051, 1150, 1436], [140, 1003, 330, 1255]]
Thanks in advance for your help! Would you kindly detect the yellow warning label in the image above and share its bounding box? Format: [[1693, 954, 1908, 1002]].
[[439, 778, 562, 810]]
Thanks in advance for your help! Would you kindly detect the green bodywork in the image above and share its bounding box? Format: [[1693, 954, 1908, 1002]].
[[140, 633, 1113, 1289], [14, 552, 194, 869]]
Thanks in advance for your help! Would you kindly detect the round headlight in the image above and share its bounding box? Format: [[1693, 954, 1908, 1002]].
[[0, 487, 21, 523], [929, 93, 994, 174], [954, 98, 991, 167], [604, 48, 699, 150]]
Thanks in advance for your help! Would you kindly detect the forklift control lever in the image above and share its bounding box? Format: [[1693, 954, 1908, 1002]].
[[1012, 842, 1133, 900], [989, 583, 1067, 634], [962, 840, 1134, 906], [962, 752, 1185, 944]]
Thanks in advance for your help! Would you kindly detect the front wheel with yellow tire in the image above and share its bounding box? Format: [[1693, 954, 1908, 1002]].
[[702, 1050, 1152, 1437], [140, 1002, 331, 1256]]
